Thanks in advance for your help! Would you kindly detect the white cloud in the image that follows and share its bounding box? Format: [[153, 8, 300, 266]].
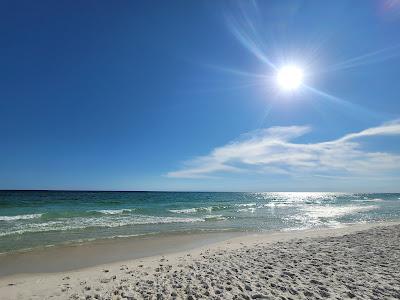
[[167, 120, 400, 179]]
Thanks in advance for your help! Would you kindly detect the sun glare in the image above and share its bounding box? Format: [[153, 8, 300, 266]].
[[276, 65, 304, 91]]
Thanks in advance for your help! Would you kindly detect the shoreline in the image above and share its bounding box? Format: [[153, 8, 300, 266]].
[[1, 221, 399, 299], [0, 228, 246, 257], [0, 230, 246, 278], [1, 221, 399, 278], [0, 222, 382, 277]]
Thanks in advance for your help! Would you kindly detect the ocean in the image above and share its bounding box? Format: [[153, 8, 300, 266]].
[[0, 191, 399, 254]]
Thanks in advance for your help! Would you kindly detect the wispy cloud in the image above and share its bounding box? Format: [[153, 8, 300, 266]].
[[167, 120, 400, 179]]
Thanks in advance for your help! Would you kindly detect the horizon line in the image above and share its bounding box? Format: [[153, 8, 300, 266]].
[[0, 189, 398, 194]]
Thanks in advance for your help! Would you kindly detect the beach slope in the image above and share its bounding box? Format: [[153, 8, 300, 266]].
[[1, 223, 399, 299]]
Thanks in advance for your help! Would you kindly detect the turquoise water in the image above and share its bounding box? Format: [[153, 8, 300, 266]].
[[0, 191, 399, 253]]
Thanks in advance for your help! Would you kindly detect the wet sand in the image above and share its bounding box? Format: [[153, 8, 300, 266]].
[[0, 231, 244, 277], [0, 222, 399, 299]]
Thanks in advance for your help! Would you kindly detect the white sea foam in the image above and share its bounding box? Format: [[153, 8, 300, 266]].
[[283, 220, 346, 231], [235, 203, 258, 212], [303, 205, 378, 219], [238, 202, 294, 211], [285, 205, 378, 230], [0, 214, 42, 221], [263, 202, 294, 208], [204, 215, 227, 221], [352, 198, 384, 203], [237, 207, 256, 213], [95, 209, 135, 215], [169, 208, 198, 214], [0, 215, 205, 237], [235, 203, 256, 207], [169, 207, 212, 214]]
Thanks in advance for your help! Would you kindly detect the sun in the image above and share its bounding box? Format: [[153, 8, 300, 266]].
[[276, 65, 304, 91]]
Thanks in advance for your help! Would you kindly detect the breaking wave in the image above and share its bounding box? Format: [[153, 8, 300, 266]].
[[0, 214, 42, 221], [0, 215, 205, 237]]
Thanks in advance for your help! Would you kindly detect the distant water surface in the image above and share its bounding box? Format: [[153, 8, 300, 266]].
[[0, 191, 399, 253]]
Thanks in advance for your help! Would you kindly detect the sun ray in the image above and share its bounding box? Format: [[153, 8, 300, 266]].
[[227, 20, 277, 69], [256, 101, 274, 128], [225, 3, 277, 70], [323, 44, 400, 73], [202, 64, 268, 79], [303, 84, 388, 120], [219, 1, 398, 124], [183, 82, 265, 95]]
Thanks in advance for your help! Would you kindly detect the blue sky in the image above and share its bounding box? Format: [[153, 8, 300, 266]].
[[1, 0, 400, 191]]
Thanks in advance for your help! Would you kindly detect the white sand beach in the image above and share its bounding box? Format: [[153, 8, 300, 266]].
[[1, 222, 399, 299]]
